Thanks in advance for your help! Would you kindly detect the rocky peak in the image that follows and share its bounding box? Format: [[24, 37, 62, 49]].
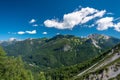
[[88, 33, 110, 40]]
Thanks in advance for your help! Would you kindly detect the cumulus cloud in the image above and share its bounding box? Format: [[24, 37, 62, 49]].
[[44, 7, 106, 29], [29, 19, 36, 24], [96, 17, 114, 30], [81, 10, 106, 24], [114, 22, 120, 32], [44, 7, 120, 32], [42, 32, 47, 34], [26, 30, 36, 34], [18, 31, 25, 35], [96, 17, 120, 32], [18, 30, 37, 35]]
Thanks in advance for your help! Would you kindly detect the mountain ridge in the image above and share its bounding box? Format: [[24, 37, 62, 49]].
[[0, 34, 120, 70]]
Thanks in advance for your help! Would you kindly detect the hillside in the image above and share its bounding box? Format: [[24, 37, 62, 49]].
[[0, 46, 34, 80], [0, 41, 114, 80], [74, 42, 120, 80], [44, 42, 120, 80], [0, 34, 120, 70]]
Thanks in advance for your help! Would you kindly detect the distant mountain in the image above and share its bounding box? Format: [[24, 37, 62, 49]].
[[0, 39, 17, 47], [0, 34, 120, 70], [87, 34, 120, 49], [74, 43, 120, 80]]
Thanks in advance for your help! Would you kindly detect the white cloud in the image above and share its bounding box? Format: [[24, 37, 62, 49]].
[[29, 19, 36, 24], [42, 32, 47, 34], [9, 37, 16, 41], [81, 10, 106, 24], [18, 31, 25, 35], [44, 20, 64, 29], [26, 30, 36, 34], [44, 7, 106, 29], [96, 17, 120, 32], [27, 7, 120, 32], [96, 17, 114, 30], [18, 30, 37, 35], [114, 22, 120, 32]]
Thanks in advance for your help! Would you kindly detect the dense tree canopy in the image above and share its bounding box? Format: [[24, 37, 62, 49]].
[[0, 47, 34, 80]]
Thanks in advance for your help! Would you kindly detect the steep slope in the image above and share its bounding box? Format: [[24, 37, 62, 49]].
[[0, 34, 120, 70], [88, 34, 120, 50], [75, 43, 120, 80]]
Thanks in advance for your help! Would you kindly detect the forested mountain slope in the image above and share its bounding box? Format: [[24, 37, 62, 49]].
[[0, 34, 120, 70]]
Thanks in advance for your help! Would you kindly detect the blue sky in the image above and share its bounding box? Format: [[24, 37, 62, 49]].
[[0, 0, 120, 40]]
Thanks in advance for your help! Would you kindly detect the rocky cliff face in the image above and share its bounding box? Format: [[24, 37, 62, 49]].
[[85, 53, 120, 80], [75, 44, 120, 80]]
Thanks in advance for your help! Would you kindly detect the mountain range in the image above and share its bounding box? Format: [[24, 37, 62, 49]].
[[0, 34, 120, 70], [0, 34, 120, 80]]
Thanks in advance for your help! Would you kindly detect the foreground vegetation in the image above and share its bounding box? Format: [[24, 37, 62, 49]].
[[0, 47, 34, 80]]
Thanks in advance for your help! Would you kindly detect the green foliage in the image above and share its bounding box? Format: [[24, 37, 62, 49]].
[[38, 72, 46, 80], [0, 46, 6, 56], [0, 47, 34, 80]]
